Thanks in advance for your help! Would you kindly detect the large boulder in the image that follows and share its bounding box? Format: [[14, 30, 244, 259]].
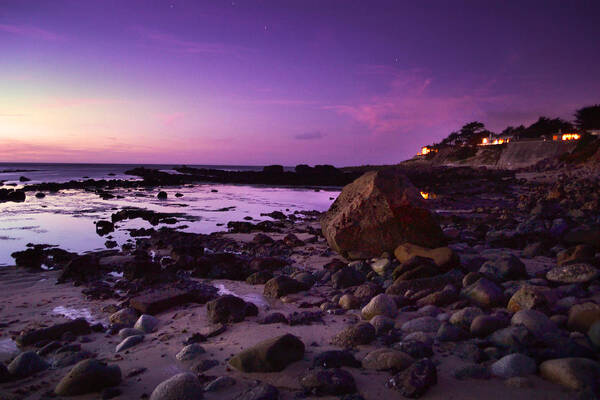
[[321, 168, 446, 259], [229, 334, 305, 372], [55, 359, 121, 396]]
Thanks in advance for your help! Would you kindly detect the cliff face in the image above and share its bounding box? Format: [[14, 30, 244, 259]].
[[495, 140, 577, 169], [413, 140, 578, 170]]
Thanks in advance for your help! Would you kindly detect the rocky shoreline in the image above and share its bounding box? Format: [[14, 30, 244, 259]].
[[0, 165, 599, 399]]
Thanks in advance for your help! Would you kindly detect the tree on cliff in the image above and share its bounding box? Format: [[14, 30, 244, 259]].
[[439, 121, 492, 147], [574, 105, 600, 130], [520, 117, 573, 138]]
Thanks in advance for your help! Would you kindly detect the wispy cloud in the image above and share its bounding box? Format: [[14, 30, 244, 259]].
[[326, 66, 512, 137], [132, 26, 251, 57], [0, 113, 26, 117], [0, 23, 63, 41], [158, 112, 186, 126], [294, 131, 325, 140]]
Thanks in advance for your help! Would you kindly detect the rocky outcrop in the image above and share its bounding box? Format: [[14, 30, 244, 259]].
[[321, 168, 446, 259]]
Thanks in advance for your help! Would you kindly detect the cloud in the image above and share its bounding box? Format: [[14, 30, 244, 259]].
[[0, 23, 63, 41], [132, 26, 251, 57], [326, 66, 512, 138], [158, 112, 186, 126], [294, 131, 326, 140], [0, 113, 26, 117]]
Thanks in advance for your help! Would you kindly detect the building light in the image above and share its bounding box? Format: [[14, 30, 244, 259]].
[[561, 133, 580, 141]]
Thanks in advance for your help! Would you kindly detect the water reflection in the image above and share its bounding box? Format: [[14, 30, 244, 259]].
[[0, 184, 339, 266]]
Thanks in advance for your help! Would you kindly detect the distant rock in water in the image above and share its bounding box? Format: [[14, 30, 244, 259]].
[[321, 168, 446, 259]]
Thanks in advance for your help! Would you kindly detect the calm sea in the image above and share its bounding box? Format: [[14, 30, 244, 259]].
[[0, 163, 338, 266]]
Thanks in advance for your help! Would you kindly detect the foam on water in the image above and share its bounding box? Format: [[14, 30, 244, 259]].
[[215, 283, 270, 309], [52, 306, 103, 325]]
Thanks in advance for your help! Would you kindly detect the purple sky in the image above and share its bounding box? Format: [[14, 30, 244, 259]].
[[1, 0, 599, 166]]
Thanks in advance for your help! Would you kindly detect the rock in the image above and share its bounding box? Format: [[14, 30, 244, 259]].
[[229, 334, 305, 372], [321, 168, 446, 260], [370, 315, 394, 334], [449, 307, 484, 329], [236, 382, 279, 400], [539, 358, 600, 392], [134, 314, 159, 333], [461, 278, 505, 308], [401, 316, 441, 334], [176, 344, 205, 362], [479, 254, 527, 282], [263, 276, 305, 298], [312, 350, 361, 369], [35, 192, 46, 199], [192, 359, 219, 373], [17, 318, 91, 346], [371, 258, 392, 275], [259, 312, 288, 324], [362, 348, 414, 371], [331, 267, 365, 289], [490, 353, 537, 378], [507, 285, 549, 313], [149, 373, 204, 400], [387, 358, 437, 398], [130, 284, 217, 314], [557, 245, 596, 266], [7, 351, 49, 378], [204, 376, 236, 392], [246, 271, 273, 285], [589, 321, 600, 348], [393, 341, 433, 359], [387, 269, 464, 297], [470, 315, 509, 337], [511, 309, 557, 339], [339, 294, 361, 310], [568, 302, 600, 333], [52, 350, 93, 368], [546, 264, 599, 284], [95, 220, 115, 236], [361, 294, 398, 320], [118, 328, 145, 339], [299, 368, 357, 396], [157, 191, 168, 200], [489, 326, 534, 349], [436, 322, 469, 342], [416, 284, 458, 307], [55, 359, 121, 396], [206, 295, 250, 323], [109, 308, 139, 328], [331, 322, 376, 347], [394, 243, 457, 270], [115, 335, 144, 352]]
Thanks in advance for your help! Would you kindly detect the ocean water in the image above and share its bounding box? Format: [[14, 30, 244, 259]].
[[0, 163, 339, 266]]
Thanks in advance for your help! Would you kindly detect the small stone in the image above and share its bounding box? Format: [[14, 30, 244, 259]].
[[361, 348, 414, 371], [312, 350, 361, 369], [401, 316, 440, 334], [7, 351, 49, 378], [511, 309, 557, 339], [387, 358, 437, 398], [55, 359, 121, 396], [115, 335, 144, 352], [461, 278, 505, 309], [568, 302, 600, 333], [546, 264, 599, 284], [236, 382, 278, 400], [339, 294, 361, 310], [331, 322, 376, 347], [118, 328, 145, 340], [204, 376, 236, 392], [470, 315, 509, 337], [490, 353, 537, 378], [149, 372, 204, 400], [539, 358, 600, 391], [176, 344, 205, 362], [134, 314, 159, 333], [449, 307, 484, 329], [361, 294, 398, 320], [507, 285, 549, 313], [109, 308, 139, 328], [299, 368, 357, 396], [229, 334, 305, 372]]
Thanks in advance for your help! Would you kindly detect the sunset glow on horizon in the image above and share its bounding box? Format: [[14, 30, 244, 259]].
[[1, 1, 599, 166]]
